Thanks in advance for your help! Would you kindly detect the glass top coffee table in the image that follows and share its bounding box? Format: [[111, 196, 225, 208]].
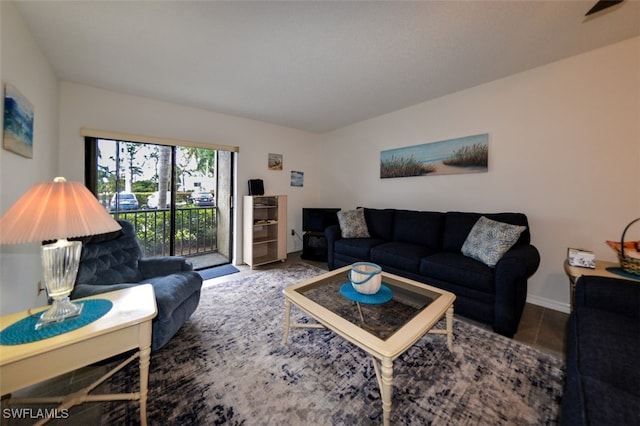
[[282, 265, 456, 426]]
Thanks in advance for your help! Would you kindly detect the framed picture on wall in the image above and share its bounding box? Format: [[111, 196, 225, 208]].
[[3, 83, 34, 159], [268, 153, 283, 170], [380, 133, 488, 179], [291, 171, 304, 187]]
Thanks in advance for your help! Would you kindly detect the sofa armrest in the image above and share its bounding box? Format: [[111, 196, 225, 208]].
[[575, 275, 640, 319], [325, 224, 342, 270], [325, 224, 342, 242], [492, 244, 541, 336], [497, 244, 541, 278], [139, 256, 193, 278]]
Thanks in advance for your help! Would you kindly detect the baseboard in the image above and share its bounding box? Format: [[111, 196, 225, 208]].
[[526, 294, 570, 314]]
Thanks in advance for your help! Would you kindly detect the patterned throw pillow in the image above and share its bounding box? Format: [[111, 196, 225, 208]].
[[461, 216, 526, 267], [337, 208, 371, 238]]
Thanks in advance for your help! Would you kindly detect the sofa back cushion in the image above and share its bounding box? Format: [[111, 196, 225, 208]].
[[393, 210, 444, 248], [363, 208, 396, 240], [75, 220, 143, 286], [443, 212, 531, 252]]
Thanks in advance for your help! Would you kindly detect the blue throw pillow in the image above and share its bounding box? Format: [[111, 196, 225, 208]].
[[461, 216, 526, 267], [337, 208, 371, 238]]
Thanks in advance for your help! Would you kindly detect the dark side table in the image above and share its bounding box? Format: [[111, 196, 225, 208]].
[[301, 231, 329, 261]]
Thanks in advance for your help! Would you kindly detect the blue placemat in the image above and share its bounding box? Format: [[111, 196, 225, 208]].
[[0, 299, 113, 345], [606, 267, 640, 281], [340, 283, 393, 304]]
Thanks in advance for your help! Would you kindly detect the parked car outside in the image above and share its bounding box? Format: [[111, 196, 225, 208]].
[[109, 192, 139, 211], [190, 191, 215, 207], [147, 191, 172, 209]]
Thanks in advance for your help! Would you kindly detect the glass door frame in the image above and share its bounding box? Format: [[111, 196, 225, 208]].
[[84, 137, 235, 267]]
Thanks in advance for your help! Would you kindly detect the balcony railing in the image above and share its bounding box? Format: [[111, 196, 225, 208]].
[[109, 207, 217, 258]]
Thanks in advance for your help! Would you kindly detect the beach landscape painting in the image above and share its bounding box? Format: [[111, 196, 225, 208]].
[[268, 153, 283, 170], [380, 133, 488, 179], [3, 83, 34, 158]]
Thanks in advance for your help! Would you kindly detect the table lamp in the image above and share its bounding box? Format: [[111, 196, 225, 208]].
[[0, 177, 121, 329]]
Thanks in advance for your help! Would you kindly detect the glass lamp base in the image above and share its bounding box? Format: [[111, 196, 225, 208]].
[[35, 297, 83, 330]]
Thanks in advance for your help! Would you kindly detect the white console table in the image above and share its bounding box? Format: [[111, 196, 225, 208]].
[[0, 285, 157, 425]]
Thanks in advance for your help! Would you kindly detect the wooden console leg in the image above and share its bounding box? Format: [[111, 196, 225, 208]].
[[380, 357, 393, 426], [282, 299, 291, 345], [139, 323, 152, 426], [446, 306, 454, 352], [1, 394, 10, 426]]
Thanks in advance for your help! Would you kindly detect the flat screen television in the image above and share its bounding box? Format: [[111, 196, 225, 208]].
[[302, 208, 341, 233]]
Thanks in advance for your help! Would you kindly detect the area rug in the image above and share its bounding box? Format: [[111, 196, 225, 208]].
[[103, 263, 565, 425], [196, 264, 240, 281]]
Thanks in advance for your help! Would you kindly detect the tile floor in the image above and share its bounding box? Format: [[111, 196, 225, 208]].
[[1, 252, 569, 425]]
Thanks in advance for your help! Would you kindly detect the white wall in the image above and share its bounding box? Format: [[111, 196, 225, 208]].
[[58, 82, 323, 266], [319, 37, 640, 312], [0, 1, 60, 314], [2, 1, 637, 317]]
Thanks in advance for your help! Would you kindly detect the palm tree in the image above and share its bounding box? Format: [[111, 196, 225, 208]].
[[122, 142, 145, 192], [158, 145, 172, 208]]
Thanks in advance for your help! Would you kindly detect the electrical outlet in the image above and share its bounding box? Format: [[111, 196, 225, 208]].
[[291, 229, 295, 236]]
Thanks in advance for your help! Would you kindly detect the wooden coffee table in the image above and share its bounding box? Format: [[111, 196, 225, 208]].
[[282, 265, 455, 426]]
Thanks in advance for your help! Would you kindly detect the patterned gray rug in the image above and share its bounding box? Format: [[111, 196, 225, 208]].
[[104, 263, 565, 425]]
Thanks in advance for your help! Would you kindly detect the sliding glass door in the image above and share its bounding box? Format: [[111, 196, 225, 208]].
[[85, 137, 234, 269]]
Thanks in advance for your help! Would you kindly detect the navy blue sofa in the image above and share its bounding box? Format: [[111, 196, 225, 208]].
[[71, 220, 203, 351], [560, 275, 640, 425], [326, 209, 540, 337]]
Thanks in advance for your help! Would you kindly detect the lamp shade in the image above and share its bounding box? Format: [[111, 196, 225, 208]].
[[0, 177, 121, 244]]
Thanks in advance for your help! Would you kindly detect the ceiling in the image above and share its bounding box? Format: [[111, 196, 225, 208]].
[[14, 0, 640, 134]]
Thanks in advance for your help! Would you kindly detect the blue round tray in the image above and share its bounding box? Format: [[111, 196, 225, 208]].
[[0, 299, 113, 345], [340, 283, 393, 304]]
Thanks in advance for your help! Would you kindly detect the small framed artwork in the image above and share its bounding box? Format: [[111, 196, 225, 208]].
[[291, 171, 304, 187], [567, 248, 595, 268], [3, 83, 34, 158], [268, 153, 283, 170]]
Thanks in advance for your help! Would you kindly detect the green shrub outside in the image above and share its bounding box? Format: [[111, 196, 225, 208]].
[[112, 208, 216, 257]]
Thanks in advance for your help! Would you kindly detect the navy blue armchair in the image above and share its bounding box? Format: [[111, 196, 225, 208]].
[[71, 220, 203, 351], [560, 275, 640, 425]]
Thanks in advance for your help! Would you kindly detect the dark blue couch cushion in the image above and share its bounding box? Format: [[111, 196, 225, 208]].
[[334, 238, 385, 260], [442, 212, 530, 253], [420, 252, 495, 293], [579, 376, 640, 426], [572, 307, 640, 397], [371, 242, 438, 273], [564, 310, 640, 425], [393, 210, 444, 248], [364, 208, 396, 240]]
